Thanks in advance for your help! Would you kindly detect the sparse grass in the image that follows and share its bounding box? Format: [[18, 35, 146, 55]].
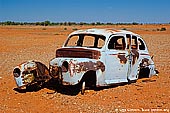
[[54, 33, 59, 35], [64, 27, 67, 30], [122, 28, 127, 30], [72, 28, 78, 31]]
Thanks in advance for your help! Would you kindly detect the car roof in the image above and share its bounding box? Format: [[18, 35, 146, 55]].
[[69, 28, 139, 39]]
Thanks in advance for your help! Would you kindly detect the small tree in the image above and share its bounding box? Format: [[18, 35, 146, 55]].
[[44, 21, 50, 26], [132, 22, 139, 25]]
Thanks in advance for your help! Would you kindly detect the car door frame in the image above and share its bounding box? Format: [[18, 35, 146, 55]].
[[104, 34, 129, 84]]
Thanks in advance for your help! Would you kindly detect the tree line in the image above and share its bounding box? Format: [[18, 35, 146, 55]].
[[0, 21, 169, 26], [0, 21, 144, 26]]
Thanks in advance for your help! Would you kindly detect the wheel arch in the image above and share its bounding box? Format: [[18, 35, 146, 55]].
[[80, 70, 97, 88], [138, 58, 151, 79]]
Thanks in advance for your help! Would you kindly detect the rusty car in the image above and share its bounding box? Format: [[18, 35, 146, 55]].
[[49, 28, 158, 94]]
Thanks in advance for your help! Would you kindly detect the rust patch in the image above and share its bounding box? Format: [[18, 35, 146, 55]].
[[117, 50, 139, 65], [117, 53, 127, 64], [35, 61, 51, 80], [132, 49, 139, 65], [61, 60, 105, 76], [50, 65, 59, 78], [56, 48, 101, 59], [20, 61, 51, 84], [96, 61, 105, 72], [78, 61, 105, 72], [140, 58, 149, 67]]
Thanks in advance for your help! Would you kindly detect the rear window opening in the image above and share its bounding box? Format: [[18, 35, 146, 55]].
[[65, 34, 105, 49]]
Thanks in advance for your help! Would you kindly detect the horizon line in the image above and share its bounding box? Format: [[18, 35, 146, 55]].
[[0, 21, 170, 25]]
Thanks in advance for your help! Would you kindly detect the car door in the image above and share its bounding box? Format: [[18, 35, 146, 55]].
[[126, 34, 140, 81], [105, 35, 129, 84]]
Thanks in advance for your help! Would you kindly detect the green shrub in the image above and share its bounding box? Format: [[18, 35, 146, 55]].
[[160, 27, 166, 31], [157, 27, 166, 31]]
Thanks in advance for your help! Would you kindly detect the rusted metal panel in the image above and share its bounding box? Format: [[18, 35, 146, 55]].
[[56, 48, 101, 59], [50, 58, 105, 85], [131, 49, 139, 65], [62, 60, 105, 74], [13, 61, 51, 89], [117, 53, 127, 64]]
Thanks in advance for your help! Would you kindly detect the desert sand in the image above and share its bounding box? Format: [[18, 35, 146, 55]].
[[0, 25, 170, 112]]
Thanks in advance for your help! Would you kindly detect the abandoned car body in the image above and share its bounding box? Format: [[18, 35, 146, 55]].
[[13, 60, 51, 89], [49, 28, 157, 93]]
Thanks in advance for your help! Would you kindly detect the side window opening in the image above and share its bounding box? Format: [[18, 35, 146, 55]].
[[131, 36, 138, 49], [126, 35, 138, 49], [138, 38, 145, 50], [108, 36, 125, 50], [93, 36, 105, 48]]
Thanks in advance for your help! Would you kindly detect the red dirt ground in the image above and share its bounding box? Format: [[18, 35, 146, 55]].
[[0, 25, 170, 112]]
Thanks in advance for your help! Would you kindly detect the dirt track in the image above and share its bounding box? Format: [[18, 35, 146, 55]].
[[0, 25, 170, 112]]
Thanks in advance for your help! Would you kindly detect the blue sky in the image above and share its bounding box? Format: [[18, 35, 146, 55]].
[[0, 0, 170, 23]]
